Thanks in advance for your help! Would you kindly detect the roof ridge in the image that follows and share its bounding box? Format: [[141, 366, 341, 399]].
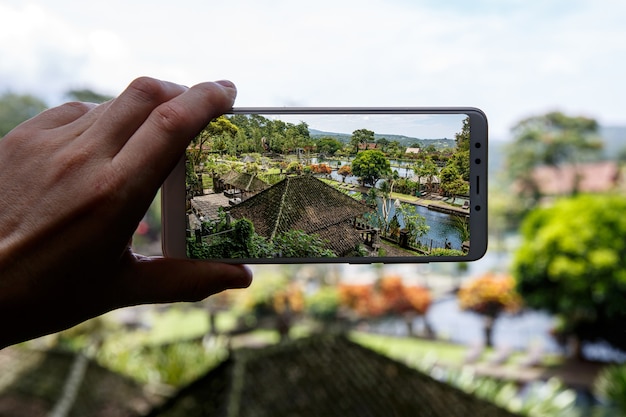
[[269, 176, 291, 241]]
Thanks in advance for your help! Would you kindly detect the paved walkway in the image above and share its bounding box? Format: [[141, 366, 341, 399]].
[[464, 358, 604, 391]]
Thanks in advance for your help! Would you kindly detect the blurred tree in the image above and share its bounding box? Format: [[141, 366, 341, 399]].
[[458, 272, 522, 347], [305, 286, 342, 331], [338, 275, 432, 336], [0, 92, 47, 137], [506, 111, 603, 205], [594, 364, 626, 414], [513, 194, 626, 358], [65, 88, 113, 103]]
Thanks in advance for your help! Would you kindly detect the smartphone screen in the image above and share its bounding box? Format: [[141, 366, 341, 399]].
[[162, 108, 487, 264]]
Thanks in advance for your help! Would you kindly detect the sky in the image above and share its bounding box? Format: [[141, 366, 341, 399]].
[[258, 112, 466, 138], [1, 0, 625, 141]]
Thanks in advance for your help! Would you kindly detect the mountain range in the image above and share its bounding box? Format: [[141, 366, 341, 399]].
[[309, 128, 456, 150]]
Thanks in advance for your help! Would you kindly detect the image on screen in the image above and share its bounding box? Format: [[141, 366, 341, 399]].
[[184, 112, 471, 260]]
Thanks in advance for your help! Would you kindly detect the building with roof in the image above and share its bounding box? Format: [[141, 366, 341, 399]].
[[147, 335, 520, 417], [214, 171, 269, 199], [0, 347, 154, 417], [525, 161, 621, 197], [227, 175, 373, 256]]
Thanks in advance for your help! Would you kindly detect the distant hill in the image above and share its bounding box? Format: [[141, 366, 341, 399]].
[[309, 128, 456, 150]]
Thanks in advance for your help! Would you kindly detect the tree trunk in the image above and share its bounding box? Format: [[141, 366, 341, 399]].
[[483, 315, 495, 348]]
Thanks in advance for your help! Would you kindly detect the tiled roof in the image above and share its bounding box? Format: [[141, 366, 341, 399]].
[[148, 335, 521, 417], [0, 347, 153, 417], [227, 176, 372, 256]]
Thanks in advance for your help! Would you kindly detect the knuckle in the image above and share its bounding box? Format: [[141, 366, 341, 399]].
[[127, 76, 166, 105], [152, 100, 191, 134]]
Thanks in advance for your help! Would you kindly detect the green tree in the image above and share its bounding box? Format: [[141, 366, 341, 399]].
[[350, 128, 375, 153], [396, 203, 429, 243], [0, 92, 47, 137], [351, 149, 391, 186], [506, 111, 603, 204], [316, 137, 343, 155], [271, 230, 336, 258], [439, 164, 469, 196], [512, 194, 626, 358], [413, 157, 438, 193]]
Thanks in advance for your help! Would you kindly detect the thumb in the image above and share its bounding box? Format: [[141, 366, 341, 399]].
[[118, 257, 252, 306]]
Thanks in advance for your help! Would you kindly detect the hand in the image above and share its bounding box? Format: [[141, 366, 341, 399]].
[[0, 77, 252, 348]]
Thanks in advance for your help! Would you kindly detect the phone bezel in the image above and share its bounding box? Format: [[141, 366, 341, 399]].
[[162, 107, 488, 264]]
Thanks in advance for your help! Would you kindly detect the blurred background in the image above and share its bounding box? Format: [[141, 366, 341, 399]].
[[1, 1, 626, 416]]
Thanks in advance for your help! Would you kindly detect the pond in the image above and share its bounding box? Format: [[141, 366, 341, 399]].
[[371, 198, 463, 250]]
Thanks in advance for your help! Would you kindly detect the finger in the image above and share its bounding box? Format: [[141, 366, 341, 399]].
[[114, 80, 236, 187], [80, 77, 190, 156], [116, 257, 252, 306]]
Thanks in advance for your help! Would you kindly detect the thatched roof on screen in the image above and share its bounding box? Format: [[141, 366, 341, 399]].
[[220, 171, 268, 193], [227, 175, 371, 255]]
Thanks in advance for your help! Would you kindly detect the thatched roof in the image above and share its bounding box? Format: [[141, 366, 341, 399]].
[[220, 171, 268, 193], [0, 347, 154, 417], [147, 335, 520, 417], [227, 176, 372, 256]]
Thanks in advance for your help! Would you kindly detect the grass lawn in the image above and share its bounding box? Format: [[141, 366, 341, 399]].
[[349, 331, 468, 366]]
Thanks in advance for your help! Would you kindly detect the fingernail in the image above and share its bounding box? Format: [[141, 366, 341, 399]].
[[216, 80, 236, 90]]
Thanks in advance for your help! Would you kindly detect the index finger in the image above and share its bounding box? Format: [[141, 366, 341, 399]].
[[113, 80, 236, 187]]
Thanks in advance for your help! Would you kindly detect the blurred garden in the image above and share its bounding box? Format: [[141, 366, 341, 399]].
[[3, 91, 626, 416]]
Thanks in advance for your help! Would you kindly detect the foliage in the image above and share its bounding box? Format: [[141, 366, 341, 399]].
[[350, 128, 375, 153], [272, 282, 305, 315], [315, 136, 343, 155], [412, 157, 438, 192], [337, 164, 352, 181], [512, 194, 626, 354], [451, 214, 470, 243], [188, 217, 265, 259], [0, 92, 47, 137], [65, 88, 113, 103], [286, 161, 303, 174], [309, 163, 332, 175], [339, 275, 431, 319], [271, 230, 336, 258], [396, 202, 430, 242], [98, 338, 228, 387], [439, 164, 469, 196], [458, 272, 522, 347], [458, 272, 522, 317], [429, 247, 466, 256], [435, 368, 578, 417], [506, 111, 603, 204], [351, 149, 391, 186], [188, 212, 335, 259], [594, 364, 626, 414], [306, 286, 342, 322]]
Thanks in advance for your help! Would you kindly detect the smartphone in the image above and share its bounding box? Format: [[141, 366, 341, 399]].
[[162, 107, 487, 264]]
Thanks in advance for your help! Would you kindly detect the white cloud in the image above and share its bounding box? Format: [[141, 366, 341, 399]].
[[1, 0, 625, 139]]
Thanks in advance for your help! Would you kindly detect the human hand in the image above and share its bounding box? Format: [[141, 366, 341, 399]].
[[0, 77, 252, 348]]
